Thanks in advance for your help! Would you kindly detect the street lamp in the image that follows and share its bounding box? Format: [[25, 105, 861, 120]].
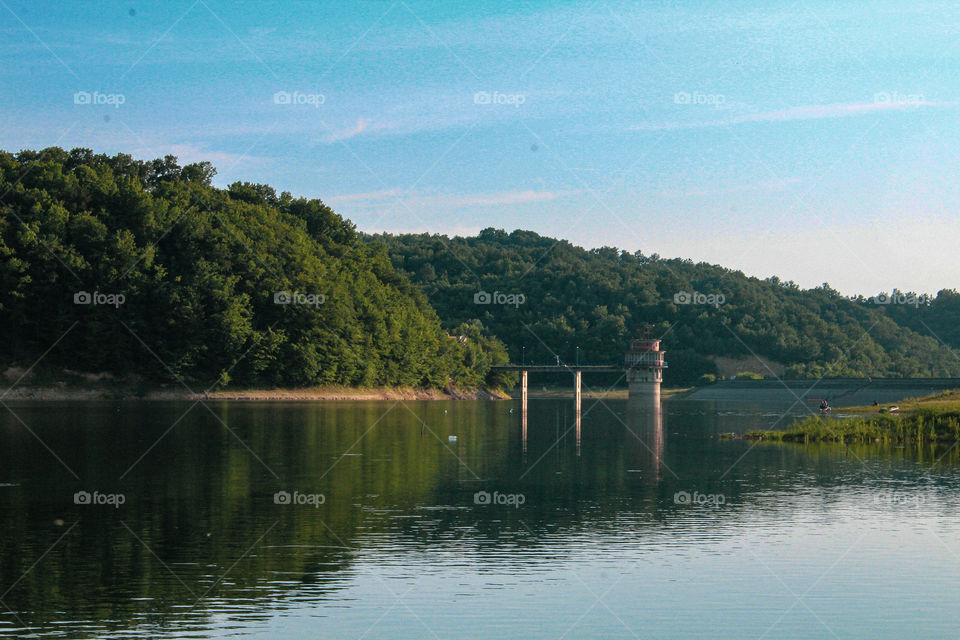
[[521, 346, 525, 366], [576, 346, 580, 366]]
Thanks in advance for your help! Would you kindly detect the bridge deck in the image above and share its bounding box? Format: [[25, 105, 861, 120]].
[[490, 364, 626, 372]]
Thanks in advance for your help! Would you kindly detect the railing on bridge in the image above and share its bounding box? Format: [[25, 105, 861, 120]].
[[490, 361, 669, 370]]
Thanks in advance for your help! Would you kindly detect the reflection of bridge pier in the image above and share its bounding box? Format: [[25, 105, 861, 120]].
[[519, 366, 583, 453], [518, 387, 662, 467]]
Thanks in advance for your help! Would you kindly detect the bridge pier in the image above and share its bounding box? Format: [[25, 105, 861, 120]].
[[627, 377, 661, 402]]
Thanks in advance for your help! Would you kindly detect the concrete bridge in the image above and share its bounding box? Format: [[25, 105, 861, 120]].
[[490, 337, 668, 405]]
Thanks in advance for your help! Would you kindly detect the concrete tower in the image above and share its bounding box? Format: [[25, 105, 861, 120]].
[[625, 337, 666, 401]]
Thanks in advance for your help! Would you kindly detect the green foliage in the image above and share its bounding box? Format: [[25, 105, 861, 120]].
[[0, 148, 506, 390], [879, 288, 960, 351], [369, 228, 960, 385], [445, 320, 518, 390], [734, 371, 763, 380]]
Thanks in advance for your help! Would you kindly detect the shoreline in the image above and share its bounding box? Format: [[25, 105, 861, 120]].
[[0, 385, 698, 402], [0, 385, 511, 402]]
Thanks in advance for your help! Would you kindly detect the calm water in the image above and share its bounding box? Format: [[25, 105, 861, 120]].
[[2, 397, 960, 639]]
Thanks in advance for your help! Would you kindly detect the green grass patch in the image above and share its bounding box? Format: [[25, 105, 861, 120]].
[[744, 408, 960, 444]]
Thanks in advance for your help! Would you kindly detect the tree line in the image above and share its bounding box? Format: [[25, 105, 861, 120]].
[[371, 228, 960, 385], [0, 148, 511, 390], [5, 148, 955, 391]]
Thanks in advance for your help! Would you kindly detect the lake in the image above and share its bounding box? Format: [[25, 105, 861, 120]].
[[2, 397, 960, 638]]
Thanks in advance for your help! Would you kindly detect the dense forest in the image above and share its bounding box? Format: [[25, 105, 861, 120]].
[[372, 229, 960, 385], [4, 148, 957, 391], [0, 148, 511, 390]]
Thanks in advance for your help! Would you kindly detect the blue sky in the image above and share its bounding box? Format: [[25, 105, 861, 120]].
[[2, 0, 959, 294]]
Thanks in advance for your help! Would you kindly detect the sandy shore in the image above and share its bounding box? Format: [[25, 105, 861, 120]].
[[0, 385, 510, 401]]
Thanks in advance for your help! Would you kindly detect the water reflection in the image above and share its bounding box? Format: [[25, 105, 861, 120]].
[[2, 399, 960, 638], [626, 398, 663, 482]]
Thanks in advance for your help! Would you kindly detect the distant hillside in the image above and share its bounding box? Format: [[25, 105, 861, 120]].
[[0, 148, 509, 390], [370, 228, 960, 385]]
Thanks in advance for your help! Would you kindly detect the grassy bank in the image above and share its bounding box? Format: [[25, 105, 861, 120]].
[[740, 408, 960, 443], [839, 389, 960, 414]]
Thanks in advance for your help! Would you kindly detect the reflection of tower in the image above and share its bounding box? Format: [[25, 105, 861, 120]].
[[625, 337, 666, 401], [626, 397, 663, 482], [521, 371, 528, 454]]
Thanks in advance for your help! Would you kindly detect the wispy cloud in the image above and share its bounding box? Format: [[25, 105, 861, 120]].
[[129, 144, 268, 171], [428, 190, 577, 207], [660, 177, 802, 200], [322, 188, 403, 205], [632, 100, 957, 132], [324, 188, 578, 209], [326, 118, 371, 143]]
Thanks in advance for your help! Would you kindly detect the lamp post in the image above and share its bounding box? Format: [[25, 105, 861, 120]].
[[521, 346, 525, 366], [576, 346, 580, 366]]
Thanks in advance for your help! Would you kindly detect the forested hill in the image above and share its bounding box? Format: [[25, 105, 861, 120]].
[[370, 228, 960, 385], [0, 148, 509, 390]]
